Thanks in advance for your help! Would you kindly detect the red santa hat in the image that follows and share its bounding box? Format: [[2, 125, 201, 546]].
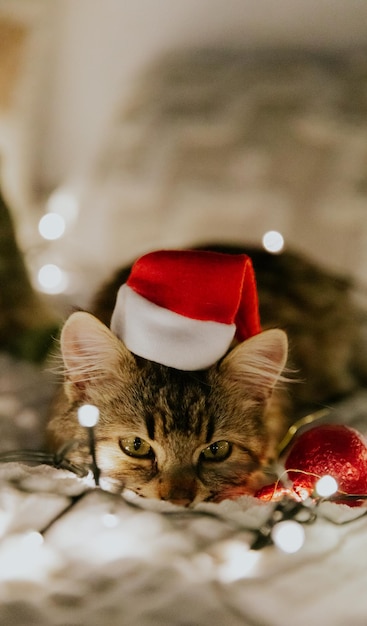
[[110, 249, 261, 370]]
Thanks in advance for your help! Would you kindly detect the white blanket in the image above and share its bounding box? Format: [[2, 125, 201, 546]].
[[1, 354, 367, 625]]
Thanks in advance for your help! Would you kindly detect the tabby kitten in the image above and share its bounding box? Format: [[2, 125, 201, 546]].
[[47, 245, 367, 505], [48, 312, 287, 504]]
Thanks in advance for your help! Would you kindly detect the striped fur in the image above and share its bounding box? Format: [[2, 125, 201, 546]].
[[47, 312, 288, 504]]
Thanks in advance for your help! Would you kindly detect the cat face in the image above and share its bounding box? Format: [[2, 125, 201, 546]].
[[48, 312, 288, 506]]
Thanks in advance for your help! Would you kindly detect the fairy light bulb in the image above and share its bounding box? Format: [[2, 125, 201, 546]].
[[38, 213, 66, 240], [78, 404, 100, 427], [315, 475, 339, 498], [78, 404, 100, 485], [271, 520, 305, 554], [0, 529, 61, 583], [262, 230, 285, 254], [217, 541, 260, 582], [37, 264, 68, 294]]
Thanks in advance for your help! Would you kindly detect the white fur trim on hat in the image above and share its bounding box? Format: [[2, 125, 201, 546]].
[[110, 285, 236, 370]]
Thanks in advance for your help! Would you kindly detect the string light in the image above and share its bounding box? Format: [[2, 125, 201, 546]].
[[77, 404, 100, 486], [34, 187, 79, 295], [271, 520, 305, 554], [0, 530, 56, 582], [38, 213, 66, 240], [37, 263, 68, 294], [0, 408, 366, 574], [217, 541, 260, 582], [77, 404, 100, 428], [262, 230, 285, 254], [315, 475, 339, 498]]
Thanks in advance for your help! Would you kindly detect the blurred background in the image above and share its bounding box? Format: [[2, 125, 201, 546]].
[[1, 0, 367, 313]]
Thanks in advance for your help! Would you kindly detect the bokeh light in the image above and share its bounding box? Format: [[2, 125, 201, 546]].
[[37, 264, 68, 294], [262, 230, 285, 254], [38, 213, 66, 240]]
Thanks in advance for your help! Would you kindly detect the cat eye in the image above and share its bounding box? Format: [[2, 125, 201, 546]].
[[119, 436, 153, 459], [200, 440, 232, 462]]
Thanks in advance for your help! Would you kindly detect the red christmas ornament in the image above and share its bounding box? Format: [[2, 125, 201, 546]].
[[285, 424, 367, 505], [256, 425, 367, 506]]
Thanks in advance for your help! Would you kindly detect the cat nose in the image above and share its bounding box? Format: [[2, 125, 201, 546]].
[[168, 496, 192, 507], [159, 470, 197, 506]]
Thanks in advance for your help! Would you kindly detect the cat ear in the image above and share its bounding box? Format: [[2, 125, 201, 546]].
[[219, 329, 288, 401], [60, 311, 134, 401]]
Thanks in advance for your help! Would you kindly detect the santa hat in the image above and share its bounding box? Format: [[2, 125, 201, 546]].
[[110, 249, 261, 370]]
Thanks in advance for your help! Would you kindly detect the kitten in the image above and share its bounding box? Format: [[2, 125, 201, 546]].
[[48, 313, 288, 504], [47, 245, 367, 505]]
